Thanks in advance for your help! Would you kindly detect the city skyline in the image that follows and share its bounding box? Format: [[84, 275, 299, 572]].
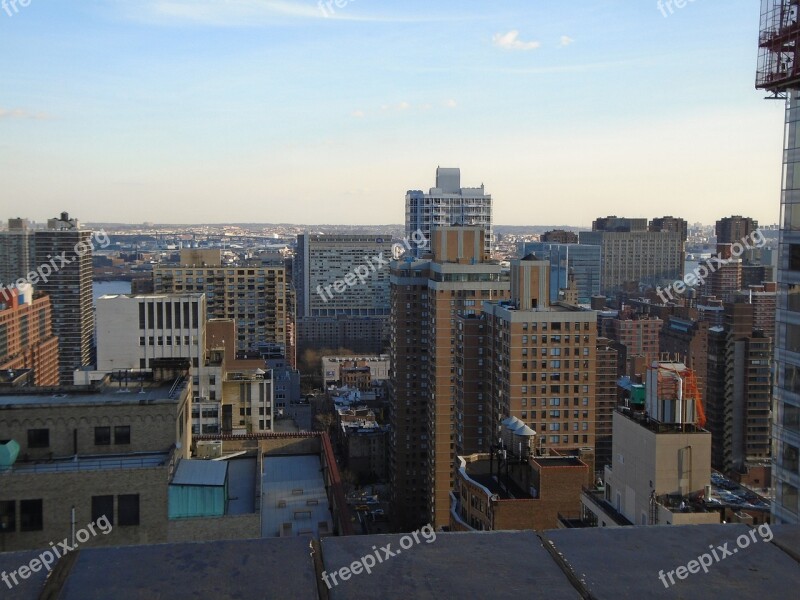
[[0, 1, 783, 226]]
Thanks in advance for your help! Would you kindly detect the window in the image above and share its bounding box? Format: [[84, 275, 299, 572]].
[[784, 442, 800, 473], [94, 427, 111, 446], [114, 426, 131, 445], [118, 494, 140, 526], [91, 495, 114, 525], [20, 499, 43, 532], [27, 428, 49, 449], [0, 501, 15, 533]]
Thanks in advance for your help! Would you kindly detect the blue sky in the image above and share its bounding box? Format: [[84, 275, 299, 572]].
[[0, 0, 786, 226]]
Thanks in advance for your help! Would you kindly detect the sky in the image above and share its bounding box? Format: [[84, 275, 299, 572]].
[[0, 0, 787, 226]]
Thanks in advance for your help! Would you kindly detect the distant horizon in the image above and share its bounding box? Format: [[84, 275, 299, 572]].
[[1, 219, 780, 231]]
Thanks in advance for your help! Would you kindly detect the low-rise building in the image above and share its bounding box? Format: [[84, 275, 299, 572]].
[[450, 451, 589, 532], [577, 362, 721, 528], [336, 406, 389, 481], [0, 362, 192, 552], [321, 355, 390, 388]]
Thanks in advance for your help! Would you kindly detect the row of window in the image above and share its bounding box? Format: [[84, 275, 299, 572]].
[[0, 495, 140, 533], [27, 426, 131, 449]]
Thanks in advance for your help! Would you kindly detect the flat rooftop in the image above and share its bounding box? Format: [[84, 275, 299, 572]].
[[0, 380, 187, 408], [4, 525, 798, 599], [226, 457, 257, 515], [7, 451, 171, 474], [616, 407, 707, 435], [463, 459, 531, 500], [261, 454, 332, 538]]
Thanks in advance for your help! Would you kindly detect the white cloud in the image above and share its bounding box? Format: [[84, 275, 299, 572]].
[[493, 30, 541, 51], [105, 0, 462, 26], [351, 110, 365, 118], [445, 99, 457, 108], [559, 35, 575, 47], [398, 101, 411, 111]]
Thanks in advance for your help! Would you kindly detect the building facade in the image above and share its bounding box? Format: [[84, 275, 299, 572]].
[[580, 216, 684, 295], [520, 242, 601, 304], [405, 168, 493, 258], [153, 249, 287, 355], [0, 366, 192, 552], [389, 227, 508, 530], [0, 218, 35, 289], [33, 214, 95, 384], [0, 286, 59, 386]]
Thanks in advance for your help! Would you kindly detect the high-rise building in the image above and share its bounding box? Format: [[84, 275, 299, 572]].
[[389, 227, 508, 530], [736, 283, 777, 340], [660, 316, 709, 401], [705, 301, 773, 473], [597, 307, 662, 378], [483, 258, 598, 461], [756, 1, 800, 523], [293, 233, 393, 353], [0, 218, 35, 288], [716, 215, 759, 245], [153, 249, 287, 355], [595, 337, 623, 470], [702, 245, 744, 303], [540, 229, 579, 244], [580, 216, 684, 295], [405, 168, 493, 258], [520, 242, 602, 304], [649, 216, 689, 242], [34, 213, 95, 384], [0, 285, 59, 386]]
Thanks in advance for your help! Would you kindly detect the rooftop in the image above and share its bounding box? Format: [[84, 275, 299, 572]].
[[531, 456, 585, 468], [616, 407, 707, 435], [462, 457, 531, 500], [3, 525, 798, 599], [0, 377, 189, 408], [6, 451, 172, 474], [171, 458, 228, 486], [261, 454, 332, 538]]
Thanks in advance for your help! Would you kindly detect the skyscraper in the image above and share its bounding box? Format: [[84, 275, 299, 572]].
[[580, 216, 684, 295], [389, 227, 508, 530], [520, 242, 602, 304], [482, 258, 598, 465], [34, 213, 95, 384], [716, 215, 759, 245], [756, 0, 800, 524], [153, 249, 287, 355], [0, 218, 35, 287], [293, 233, 393, 353], [405, 168, 493, 258]]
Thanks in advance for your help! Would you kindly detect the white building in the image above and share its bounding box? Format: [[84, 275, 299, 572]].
[[95, 293, 208, 400], [405, 167, 493, 258]]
